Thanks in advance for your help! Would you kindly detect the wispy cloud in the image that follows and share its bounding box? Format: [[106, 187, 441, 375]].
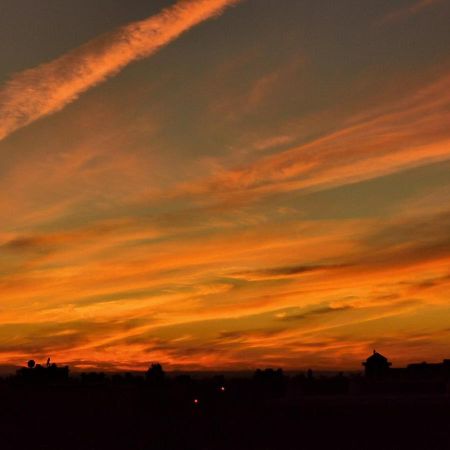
[[177, 74, 450, 202], [0, 0, 449, 371], [231, 264, 346, 281], [0, 0, 240, 141], [380, 0, 445, 24]]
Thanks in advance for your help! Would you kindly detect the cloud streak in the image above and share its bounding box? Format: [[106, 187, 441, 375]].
[[178, 73, 450, 202], [0, 0, 240, 141], [380, 0, 445, 24], [0, 1, 449, 371]]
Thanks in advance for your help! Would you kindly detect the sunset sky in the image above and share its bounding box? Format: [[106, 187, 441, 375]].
[[1, 0, 450, 372]]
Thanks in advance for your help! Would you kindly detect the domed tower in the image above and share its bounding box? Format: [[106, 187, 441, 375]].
[[362, 350, 392, 378]]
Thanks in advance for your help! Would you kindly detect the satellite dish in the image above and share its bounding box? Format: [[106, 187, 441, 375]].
[[27, 359, 36, 369]]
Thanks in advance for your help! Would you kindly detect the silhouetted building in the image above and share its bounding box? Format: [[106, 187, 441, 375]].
[[406, 359, 450, 380], [253, 368, 286, 397], [359, 352, 450, 394], [363, 351, 392, 378], [16, 358, 69, 383]]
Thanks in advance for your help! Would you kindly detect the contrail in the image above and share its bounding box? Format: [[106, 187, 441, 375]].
[[0, 0, 241, 141]]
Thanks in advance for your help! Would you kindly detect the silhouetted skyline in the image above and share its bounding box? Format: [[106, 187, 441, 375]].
[[1, 350, 450, 449]]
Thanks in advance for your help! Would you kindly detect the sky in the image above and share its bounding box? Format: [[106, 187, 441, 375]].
[[0, 0, 449, 372]]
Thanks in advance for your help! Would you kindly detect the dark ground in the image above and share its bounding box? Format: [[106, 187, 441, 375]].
[[1, 382, 449, 450]]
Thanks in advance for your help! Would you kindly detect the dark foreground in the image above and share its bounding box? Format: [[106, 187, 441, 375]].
[[1, 383, 450, 450]]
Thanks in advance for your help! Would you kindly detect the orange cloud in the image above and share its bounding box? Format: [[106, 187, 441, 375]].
[[177, 73, 450, 202], [1, 5, 449, 370], [0, 0, 240, 142]]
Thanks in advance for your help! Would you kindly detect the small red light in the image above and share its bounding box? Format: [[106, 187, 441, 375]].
[[194, 398, 199, 404], [220, 386, 225, 391]]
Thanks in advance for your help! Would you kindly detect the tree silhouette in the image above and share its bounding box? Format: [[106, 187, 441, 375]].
[[146, 363, 165, 385]]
